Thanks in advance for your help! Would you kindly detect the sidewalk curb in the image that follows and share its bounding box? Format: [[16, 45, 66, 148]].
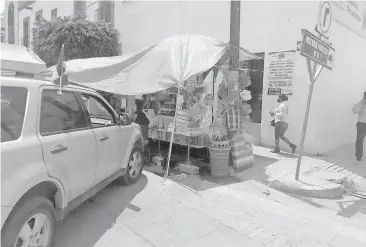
[[268, 174, 345, 199]]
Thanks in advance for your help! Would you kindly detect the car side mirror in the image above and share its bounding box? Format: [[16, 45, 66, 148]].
[[118, 114, 131, 126]]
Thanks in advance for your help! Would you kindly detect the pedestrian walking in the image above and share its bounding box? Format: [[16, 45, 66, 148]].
[[352, 91, 366, 162], [269, 94, 297, 154]]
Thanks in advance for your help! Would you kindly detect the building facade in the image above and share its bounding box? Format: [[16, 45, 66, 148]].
[[107, 0, 366, 156], [3, 0, 114, 46], [3, 0, 366, 156], [1, 12, 5, 42]]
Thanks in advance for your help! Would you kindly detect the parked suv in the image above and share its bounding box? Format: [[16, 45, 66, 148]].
[[1, 76, 144, 247]]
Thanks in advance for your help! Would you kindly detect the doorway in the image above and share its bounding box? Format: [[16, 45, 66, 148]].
[[242, 52, 264, 144], [23, 17, 30, 47]]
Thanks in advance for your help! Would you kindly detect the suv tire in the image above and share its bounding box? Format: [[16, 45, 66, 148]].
[[119, 147, 144, 185], [1, 196, 56, 247]]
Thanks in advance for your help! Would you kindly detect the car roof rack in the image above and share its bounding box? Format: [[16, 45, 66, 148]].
[[1, 69, 37, 79]]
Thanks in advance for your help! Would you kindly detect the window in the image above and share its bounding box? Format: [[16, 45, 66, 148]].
[[23, 17, 30, 47], [74, 1, 86, 16], [1, 86, 28, 142], [35, 10, 43, 22], [40, 90, 87, 135], [51, 8, 57, 20], [80, 93, 116, 127], [98, 1, 114, 24]]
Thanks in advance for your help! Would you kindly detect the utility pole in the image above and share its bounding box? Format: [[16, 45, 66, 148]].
[[229, 0, 241, 69]]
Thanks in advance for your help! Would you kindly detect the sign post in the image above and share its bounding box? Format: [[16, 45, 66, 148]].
[[295, 27, 335, 180]]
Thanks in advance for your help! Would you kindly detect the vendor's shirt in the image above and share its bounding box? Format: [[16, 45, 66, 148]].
[[274, 102, 289, 123]]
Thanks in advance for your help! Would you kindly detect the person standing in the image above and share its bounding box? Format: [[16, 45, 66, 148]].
[[270, 94, 297, 154], [352, 91, 366, 162], [134, 96, 151, 163]]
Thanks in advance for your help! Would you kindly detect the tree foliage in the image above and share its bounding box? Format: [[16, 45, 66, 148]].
[[32, 15, 122, 67]]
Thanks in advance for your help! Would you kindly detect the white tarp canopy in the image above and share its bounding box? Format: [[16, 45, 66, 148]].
[[43, 34, 260, 95], [1, 43, 47, 74]]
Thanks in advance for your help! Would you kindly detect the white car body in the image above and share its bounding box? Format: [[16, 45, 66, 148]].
[[1, 76, 144, 229]]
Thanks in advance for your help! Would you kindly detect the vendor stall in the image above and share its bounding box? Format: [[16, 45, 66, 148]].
[[40, 34, 261, 179]]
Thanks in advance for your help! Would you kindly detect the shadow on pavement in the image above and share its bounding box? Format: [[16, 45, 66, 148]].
[[337, 198, 366, 218], [178, 154, 278, 191], [54, 174, 148, 247], [318, 143, 366, 178]]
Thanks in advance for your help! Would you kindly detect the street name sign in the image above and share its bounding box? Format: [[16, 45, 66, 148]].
[[295, 28, 336, 180], [300, 29, 335, 70]]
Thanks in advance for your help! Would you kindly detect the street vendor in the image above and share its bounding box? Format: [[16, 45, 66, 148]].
[[134, 96, 150, 162], [187, 92, 210, 127]]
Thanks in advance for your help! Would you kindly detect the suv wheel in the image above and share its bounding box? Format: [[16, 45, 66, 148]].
[[1, 197, 56, 247], [119, 147, 144, 185]]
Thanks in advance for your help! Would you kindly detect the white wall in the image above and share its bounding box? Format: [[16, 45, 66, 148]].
[[18, 1, 73, 45], [260, 1, 366, 155]]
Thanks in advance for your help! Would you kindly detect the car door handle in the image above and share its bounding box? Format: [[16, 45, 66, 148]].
[[51, 145, 68, 154], [100, 136, 109, 142]]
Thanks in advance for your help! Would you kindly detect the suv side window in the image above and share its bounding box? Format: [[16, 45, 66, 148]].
[[1, 86, 28, 142], [80, 93, 116, 127], [40, 89, 88, 135]]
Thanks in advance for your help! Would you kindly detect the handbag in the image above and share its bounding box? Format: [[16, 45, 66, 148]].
[[270, 119, 276, 127]]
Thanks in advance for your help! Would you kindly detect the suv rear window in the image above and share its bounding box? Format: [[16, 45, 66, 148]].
[[1, 86, 28, 142]]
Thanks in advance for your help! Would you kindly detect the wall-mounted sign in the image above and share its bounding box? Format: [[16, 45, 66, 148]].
[[267, 88, 281, 95], [300, 29, 335, 70], [267, 50, 296, 96], [330, 1, 366, 40]]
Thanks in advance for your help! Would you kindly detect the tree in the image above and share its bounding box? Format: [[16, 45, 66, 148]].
[[32, 15, 122, 67]]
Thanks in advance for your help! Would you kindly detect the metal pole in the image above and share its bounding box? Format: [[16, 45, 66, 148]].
[[186, 133, 191, 164], [163, 83, 181, 181], [295, 58, 315, 180]]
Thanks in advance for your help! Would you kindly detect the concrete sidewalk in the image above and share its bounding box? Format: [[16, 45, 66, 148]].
[[252, 146, 366, 198], [54, 171, 365, 247]]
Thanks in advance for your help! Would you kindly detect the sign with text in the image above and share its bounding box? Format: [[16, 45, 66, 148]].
[[267, 88, 281, 95], [330, 1, 366, 40], [300, 29, 335, 70], [267, 51, 296, 96]]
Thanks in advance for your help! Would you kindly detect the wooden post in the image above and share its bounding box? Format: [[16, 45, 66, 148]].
[[229, 0, 240, 69]]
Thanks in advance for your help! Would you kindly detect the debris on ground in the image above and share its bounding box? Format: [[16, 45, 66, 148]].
[[179, 163, 200, 175], [169, 173, 188, 181]]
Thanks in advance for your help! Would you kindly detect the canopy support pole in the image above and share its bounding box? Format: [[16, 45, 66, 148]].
[[163, 82, 182, 182]]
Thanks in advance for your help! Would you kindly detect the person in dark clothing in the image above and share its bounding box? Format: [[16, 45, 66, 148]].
[[352, 91, 366, 162], [134, 98, 150, 163]]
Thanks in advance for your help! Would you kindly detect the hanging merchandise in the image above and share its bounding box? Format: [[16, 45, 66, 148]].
[[205, 94, 214, 106], [230, 131, 254, 172], [228, 70, 238, 83], [188, 95, 208, 128], [240, 90, 252, 101], [227, 84, 237, 104], [235, 102, 252, 117], [226, 108, 241, 132], [242, 103, 252, 115], [239, 69, 252, 88], [218, 83, 228, 101]]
